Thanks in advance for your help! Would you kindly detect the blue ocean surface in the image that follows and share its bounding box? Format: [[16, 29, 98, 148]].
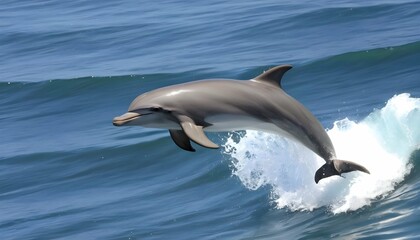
[[1, 0, 420, 239]]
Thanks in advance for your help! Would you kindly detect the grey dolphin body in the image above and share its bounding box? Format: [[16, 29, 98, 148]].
[[113, 65, 369, 183]]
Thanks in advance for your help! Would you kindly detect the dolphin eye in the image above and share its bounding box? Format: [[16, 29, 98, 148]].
[[150, 107, 162, 112]]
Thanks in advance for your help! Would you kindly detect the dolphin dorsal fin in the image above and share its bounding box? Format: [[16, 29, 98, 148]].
[[253, 65, 293, 88]]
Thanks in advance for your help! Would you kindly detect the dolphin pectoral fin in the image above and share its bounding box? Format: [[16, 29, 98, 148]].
[[169, 129, 195, 152], [179, 120, 219, 149], [314, 159, 370, 184]]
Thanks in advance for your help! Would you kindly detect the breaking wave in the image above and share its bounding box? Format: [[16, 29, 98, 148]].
[[223, 93, 419, 213]]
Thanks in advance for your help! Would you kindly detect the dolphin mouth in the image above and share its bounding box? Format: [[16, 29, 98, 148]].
[[113, 112, 142, 126]]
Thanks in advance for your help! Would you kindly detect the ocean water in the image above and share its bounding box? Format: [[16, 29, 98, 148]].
[[1, 0, 420, 239]]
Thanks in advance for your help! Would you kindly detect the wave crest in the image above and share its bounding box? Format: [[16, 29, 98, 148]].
[[223, 93, 419, 213]]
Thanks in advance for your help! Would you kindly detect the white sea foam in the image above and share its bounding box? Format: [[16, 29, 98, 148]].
[[223, 93, 419, 213]]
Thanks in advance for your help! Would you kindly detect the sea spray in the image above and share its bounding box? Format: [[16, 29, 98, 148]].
[[223, 94, 419, 213]]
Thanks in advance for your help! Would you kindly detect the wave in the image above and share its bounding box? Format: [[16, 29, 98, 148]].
[[223, 93, 419, 213], [2, 39, 419, 93], [302, 40, 420, 70], [287, 1, 420, 28], [2, 37, 419, 86]]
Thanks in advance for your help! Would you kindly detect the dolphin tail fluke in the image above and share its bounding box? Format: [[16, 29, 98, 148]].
[[332, 159, 370, 175], [314, 159, 370, 184]]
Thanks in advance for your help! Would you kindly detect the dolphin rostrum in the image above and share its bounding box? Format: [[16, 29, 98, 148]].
[[113, 65, 370, 183]]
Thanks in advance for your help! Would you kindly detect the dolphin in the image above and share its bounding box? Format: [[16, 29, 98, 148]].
[[113, 65, 370, 183]]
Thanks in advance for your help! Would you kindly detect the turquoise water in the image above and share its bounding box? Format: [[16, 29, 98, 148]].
[[1, 1, 420, 239]]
